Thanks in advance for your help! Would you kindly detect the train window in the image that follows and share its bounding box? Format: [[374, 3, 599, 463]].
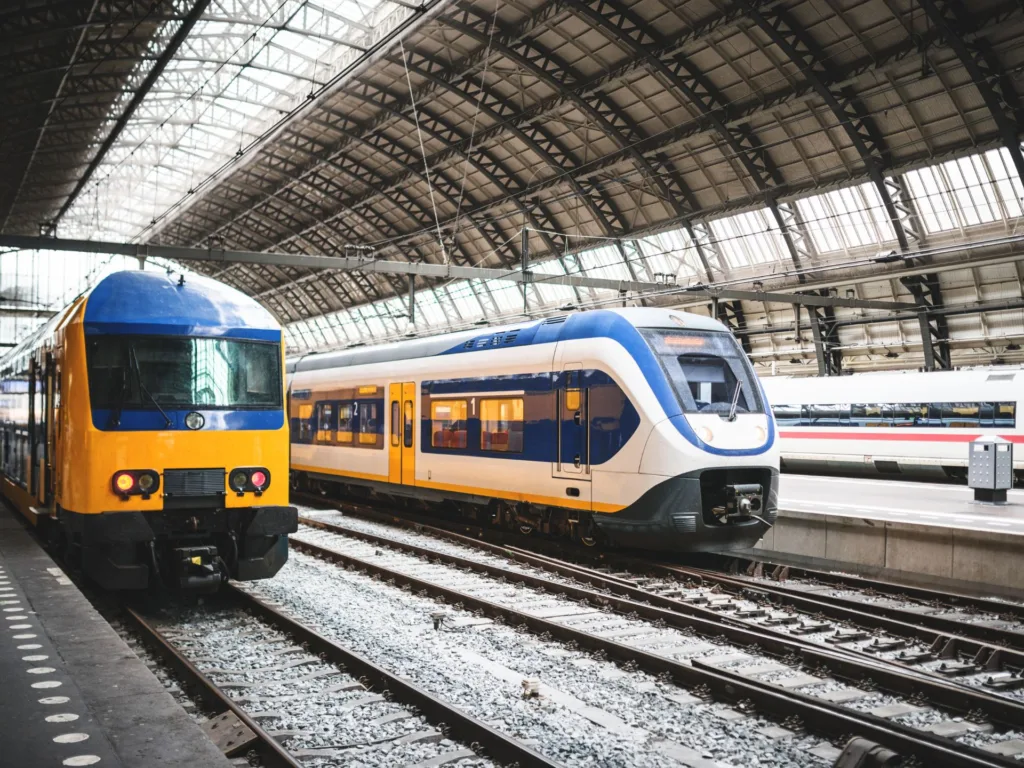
[[339, 403, 356, 444], [850, 403, 889, 427], [941, 402, 980, 428], [641, 329, 761, 415], [391, 401, 400, 447], [481, 398, 524, 452], [431, 400, 468, 449], [404, 401, 413, 448], [890, 403, 927, 426], [358, 402, 380, 446], [771, 405, 801, 426], [318, 403, 334, 431], [992, 402, 1016, 428], [808, 403, 849, 426]]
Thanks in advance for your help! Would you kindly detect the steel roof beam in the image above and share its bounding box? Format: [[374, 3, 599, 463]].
[[0, 234, 919, 312], [50, 0, 214, 231]]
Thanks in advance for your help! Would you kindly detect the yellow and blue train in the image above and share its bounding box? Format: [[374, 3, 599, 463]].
[[0, 270, 296, 590]]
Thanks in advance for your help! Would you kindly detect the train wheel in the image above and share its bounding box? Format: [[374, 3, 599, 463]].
[[518, 523, 535, 535], [575, 516, 600, 547]]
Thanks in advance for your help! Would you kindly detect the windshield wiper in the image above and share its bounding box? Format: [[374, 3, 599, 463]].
[[129, 343, 172, 428], [108, 364, 129, 428], [727, 380, 743, 422]]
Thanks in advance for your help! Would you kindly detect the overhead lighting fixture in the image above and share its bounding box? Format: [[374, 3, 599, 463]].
[[885, 351, 899, 358], [1006, 343, 1021, 351], [788, 358, 803, 365], [559, 303, 577, 312], [473, 318, 489, 326]]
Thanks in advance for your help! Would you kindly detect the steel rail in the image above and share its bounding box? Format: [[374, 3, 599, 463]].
[[297, 497, 1024, 668], [296, 516, 1024, 728], [714, 554, 1024, 622], [288, 535, 1014, 767], [653, 561, 1024, 659], [121, 605, 303, 768], [224, 584, 563, 768]]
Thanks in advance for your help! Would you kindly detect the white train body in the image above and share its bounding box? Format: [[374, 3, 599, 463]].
[[287, 308, 779, 552], [761, 368, 1023, 481]]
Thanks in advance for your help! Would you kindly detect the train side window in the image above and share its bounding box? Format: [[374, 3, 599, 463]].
[[404, 401, 413, 448], [358, 402, 381, 446], [431, 400, 467, 449], [771, 404, 801, 426], [942, 402, 980, 428], [850, 403, 888, 427], [993, 401, 1016, 428], [891, 403, 926, 427], [337, 403, 354, 443], [318, 403, 334, 431], [391, 401, 400, 447], [481, 398, 524, 452], [808, 403, 848, 426]]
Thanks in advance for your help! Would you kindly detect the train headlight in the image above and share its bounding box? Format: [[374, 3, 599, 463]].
[[698, 426, 714, 444], [184, 411, 205, 430], [755, 426, 767, 442], [229, 470, 249, 492], [112, 469, 159, 499], [114, 472, 136, 494]]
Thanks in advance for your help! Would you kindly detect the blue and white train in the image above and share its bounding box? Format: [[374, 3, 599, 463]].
[[286, 308, 778, 552]]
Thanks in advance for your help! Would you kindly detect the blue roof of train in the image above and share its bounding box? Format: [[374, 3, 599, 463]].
[[83, 271, 280, 341]]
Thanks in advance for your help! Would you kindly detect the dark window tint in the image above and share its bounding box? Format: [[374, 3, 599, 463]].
[[404, 400, 413, 448], [772, 401, 1016, 429], [87, 335, 281, 410], [642, 329, 762, 415]]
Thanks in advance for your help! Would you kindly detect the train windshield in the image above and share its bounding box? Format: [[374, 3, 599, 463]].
[[641, 329, 762, 415], [86, 335, 282, 410]]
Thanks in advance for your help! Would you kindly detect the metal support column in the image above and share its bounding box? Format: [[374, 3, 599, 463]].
[[808, 295, 842, 376]]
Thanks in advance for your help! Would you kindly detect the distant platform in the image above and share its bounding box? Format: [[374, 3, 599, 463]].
[[751, 475, 1024, 597], [0, 507, 233, 768]]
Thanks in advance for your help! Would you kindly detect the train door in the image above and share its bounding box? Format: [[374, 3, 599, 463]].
[[401, 382, 416, 486], [555, 367, 591, 482], [388, 383, 402, 484]]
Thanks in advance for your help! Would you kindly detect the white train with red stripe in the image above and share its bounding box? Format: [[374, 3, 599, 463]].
[[761, 367, 1023, 483]]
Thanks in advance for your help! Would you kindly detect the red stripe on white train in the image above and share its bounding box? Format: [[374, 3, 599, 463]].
[[779, 431, 1024, 444]]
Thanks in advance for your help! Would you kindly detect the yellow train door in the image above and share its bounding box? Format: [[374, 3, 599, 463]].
[[388, 383, 402, 484], [401, 382, 416, 486]]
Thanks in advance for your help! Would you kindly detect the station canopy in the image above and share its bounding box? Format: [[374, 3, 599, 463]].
[[1, 0, 1023, 374]]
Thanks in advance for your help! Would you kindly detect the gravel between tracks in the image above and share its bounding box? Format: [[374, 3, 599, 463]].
[[243, 547, 839, 768]]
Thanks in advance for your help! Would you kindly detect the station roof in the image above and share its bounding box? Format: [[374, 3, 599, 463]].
[[2, 0, 1023, 373]]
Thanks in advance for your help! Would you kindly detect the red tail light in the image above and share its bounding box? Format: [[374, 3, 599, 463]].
[[114, 472, 135, 493], [250, 470, 268, 489]]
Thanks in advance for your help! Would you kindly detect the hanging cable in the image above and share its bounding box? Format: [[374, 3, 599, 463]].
[[399, 37, 448, 264], [449, 0, 500, 253]]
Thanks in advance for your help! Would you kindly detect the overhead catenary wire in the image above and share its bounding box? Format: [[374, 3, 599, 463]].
[[398, 36, 448, 264]]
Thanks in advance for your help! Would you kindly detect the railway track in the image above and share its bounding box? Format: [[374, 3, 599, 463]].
[[295, 493, 1024, 701], [288, 507, 1024, 766], [121, 587, 557, 768]]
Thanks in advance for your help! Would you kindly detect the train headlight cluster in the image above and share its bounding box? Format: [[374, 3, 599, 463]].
[[229, 467, 271, 496], [698, 426, 714, 444], [112, 470, 160, 499]]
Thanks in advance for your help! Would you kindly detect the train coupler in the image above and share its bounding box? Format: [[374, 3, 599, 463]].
[[173, 546, 225, 591], [712, 483, 764, 523]]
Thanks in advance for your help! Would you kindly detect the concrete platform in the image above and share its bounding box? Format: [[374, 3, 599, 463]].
[[750, 475, 1024, 598], [0, 507, 233, 768]]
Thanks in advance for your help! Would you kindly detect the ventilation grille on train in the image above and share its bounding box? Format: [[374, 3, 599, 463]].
[[164, 468, 224, 497], [671, 514, 697, 534], [543, 316, 567, 325]]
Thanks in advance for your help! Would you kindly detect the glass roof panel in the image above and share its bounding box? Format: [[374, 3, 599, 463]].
[[60, 0, 414, 244]]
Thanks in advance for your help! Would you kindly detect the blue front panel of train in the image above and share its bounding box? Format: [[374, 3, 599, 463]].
[[419, 370, 639, 464], [92, 408, 284, 432]]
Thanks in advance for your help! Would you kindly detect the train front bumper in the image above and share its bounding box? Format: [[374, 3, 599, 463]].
[[592, 468, 778, 553], [63, 505, 298, 589]]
